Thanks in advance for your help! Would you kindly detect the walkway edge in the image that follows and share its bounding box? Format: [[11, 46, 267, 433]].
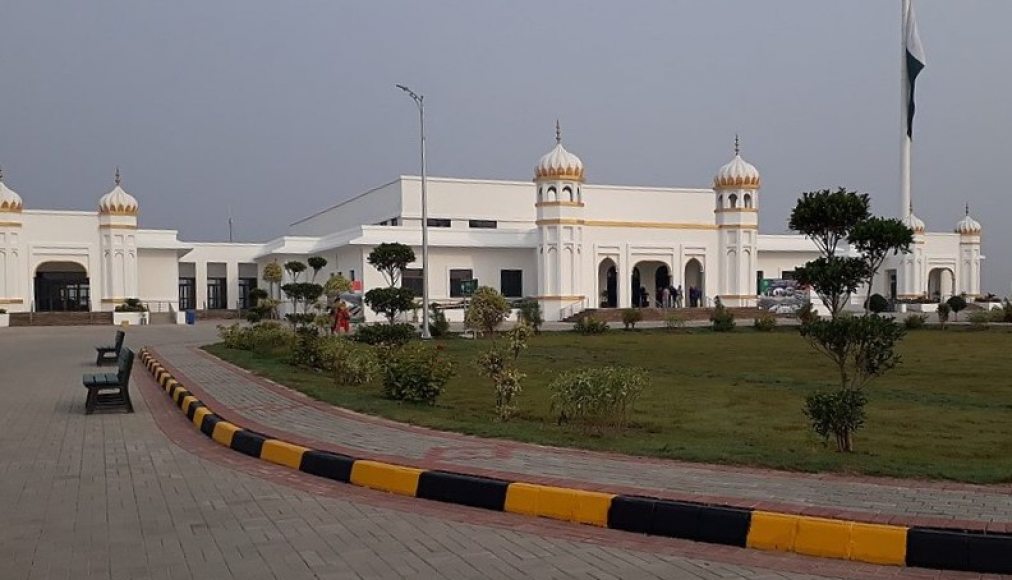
[[139, 347, 1012, 575]]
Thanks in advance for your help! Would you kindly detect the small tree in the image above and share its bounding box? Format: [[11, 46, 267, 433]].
[[936, 301, 950, 329], [866, 293, 889, 315], [262, 261, 284, 308], [464, 286, 511, 336], [307, 256, 328, 282], [946, 295, 967, 322], [517, 299, 544, 334], [476, 322, 532, 421], [364, 243, 417, 325], [284, 261, 308, 282], [621, 308, 643, 330], [324, 273, 352, 300], [849, 218, 914, 315]]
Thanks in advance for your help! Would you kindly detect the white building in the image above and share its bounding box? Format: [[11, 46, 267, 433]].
[[0, 133, 984, 323]]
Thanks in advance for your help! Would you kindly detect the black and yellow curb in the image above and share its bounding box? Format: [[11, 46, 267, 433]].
[[139, 348, 1012, 574]]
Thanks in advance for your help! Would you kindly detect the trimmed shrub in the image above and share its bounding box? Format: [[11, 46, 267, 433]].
[[946, 295, 967, 321], [381, 343, 455, 404], [621, 308, 643, 330], [753, 311, 777, 332], [968, 310, 991, 328], [867, 293, 889, 314], [664, 313, 685, 331], [353, 323, 417, 346], [428, 307, 450, 338], [709, 304, 736, 332], [288, 327, 324, 367], [464, 286, 511, 336], [115, 298, 147, 312], [904, 314, 927, 330], [217, 322, 295, 355], [573, 316, 609, 335], [318, 338, 379, 385], [798, 302, 819, 325], [517, 299, 544, 334], [936, 302, 951, 329], [550, 366, 647, 430]]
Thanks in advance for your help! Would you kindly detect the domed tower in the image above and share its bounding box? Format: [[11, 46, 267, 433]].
[[898, 206, 926, 298], [713, 136, 760, 307], [97, 168, 140, 309], [535, 122, 585, 321], [955, 204, 982, 298], [0, 168, 25, 311]]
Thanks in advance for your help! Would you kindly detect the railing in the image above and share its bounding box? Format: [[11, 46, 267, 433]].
[[559, 298, 588, 321]]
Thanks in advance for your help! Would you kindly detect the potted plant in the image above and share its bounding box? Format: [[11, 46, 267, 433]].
[[113, 298, 149, 325]]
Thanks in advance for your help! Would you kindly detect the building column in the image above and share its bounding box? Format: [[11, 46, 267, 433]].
[[196, 260, 208, 310]]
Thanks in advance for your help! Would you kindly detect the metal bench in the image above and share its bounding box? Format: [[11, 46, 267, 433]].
[[82, 348, 135, 414], [95, 330, 126, 366]]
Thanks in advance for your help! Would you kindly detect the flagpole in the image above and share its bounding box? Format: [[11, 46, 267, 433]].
[[900, 0, 911, 219]]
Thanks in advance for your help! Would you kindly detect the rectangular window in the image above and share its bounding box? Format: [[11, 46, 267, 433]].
[[207, 278, 228, 310], [468, 219, 497, 229], [449, 269, 473, 298], [500, 269, 523, 298], [402, 268, 423, 298], [427, 218, 451, 228], [178, 278, 196, 311], [781, 270, 796, 281], [390, 217, 399, 226], [238, 277, 258, 309]]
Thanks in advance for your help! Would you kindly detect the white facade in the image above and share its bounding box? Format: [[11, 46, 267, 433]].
[[0, 138, 986, 322]]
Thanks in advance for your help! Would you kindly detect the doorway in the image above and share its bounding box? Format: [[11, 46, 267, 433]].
[[35, 262, 90, 312]]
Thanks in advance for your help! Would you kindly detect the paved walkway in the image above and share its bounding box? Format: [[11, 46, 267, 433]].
[[0, 325, 875, 580], [153, 342, 1012, 533]]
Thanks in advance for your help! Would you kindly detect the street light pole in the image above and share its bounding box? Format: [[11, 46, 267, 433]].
[[396, 84, 432, 339]]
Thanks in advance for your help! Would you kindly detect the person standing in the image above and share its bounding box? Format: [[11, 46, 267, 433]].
[[660, 285, 671, 309], [336, 301, 351, 334]]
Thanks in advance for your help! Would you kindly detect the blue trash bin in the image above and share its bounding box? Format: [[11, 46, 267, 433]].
[[185, 310, 196, 325]]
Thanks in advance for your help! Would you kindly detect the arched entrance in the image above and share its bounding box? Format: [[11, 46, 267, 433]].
[[927, 268, 955, 301], [597, 258, 618, 308], [684, 258, 704, 307], [35, 261, 90, 312], [632, 260, 669, 308]]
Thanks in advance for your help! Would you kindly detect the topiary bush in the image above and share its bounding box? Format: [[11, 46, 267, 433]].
[[867, 293, 889, 314], [968, 310, 991, 329], [464, 286, 511, 336], [517, 298, 544, 334], [288, 327, 324, 367], [946, 295, 967, 321], [217, 322, 295, 355], [621, 308, 643, 330], [664, 312, 685, 331], [428, 306, 450, 338], [904, 314, 927, 330], [352, 323, 417, 346], [753, 311, 777, 332], [573, 315, 609, 335], [381, 343, 455, 404], [709, 304, 736, 332], [804, 389, 867, 452], [549, 366, 647, 431], [936, 302, 951, 329]]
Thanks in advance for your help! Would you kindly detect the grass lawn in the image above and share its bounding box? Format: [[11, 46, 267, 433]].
[[205, 327, 1012, 484]]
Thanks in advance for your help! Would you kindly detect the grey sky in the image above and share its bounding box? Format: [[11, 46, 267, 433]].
[[2, 1, 1009, 290]]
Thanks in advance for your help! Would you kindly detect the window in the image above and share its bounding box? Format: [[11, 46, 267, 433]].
[[468, 219, 497, 229], [729, 194, 738, 208], [744, 194, 753, 208], [207, 278, 228, 309], [449, 269, 473, 298], [500, 270, 523, 298], [402, 268, 423, 298], [781, 270, 796, 281], [427, 218, 451, 228], [238, 277, 258, 309], [178, 278, 195, 311]]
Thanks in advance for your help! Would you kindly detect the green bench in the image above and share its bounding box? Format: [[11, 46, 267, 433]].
[[82, 348, 135, 414], [95, 330, 126, 366]]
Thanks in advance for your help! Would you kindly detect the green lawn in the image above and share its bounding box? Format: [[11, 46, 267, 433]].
[[205, 327, 1012, 483]]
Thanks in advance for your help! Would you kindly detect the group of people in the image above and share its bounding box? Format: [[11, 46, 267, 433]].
[[634, 284, 705, 308]]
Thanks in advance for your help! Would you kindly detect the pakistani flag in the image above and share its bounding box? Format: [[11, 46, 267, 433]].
[[904, 0, 926, 138]]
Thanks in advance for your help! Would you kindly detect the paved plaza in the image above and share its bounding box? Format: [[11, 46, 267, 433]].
[[0, 325, 1002, 579]]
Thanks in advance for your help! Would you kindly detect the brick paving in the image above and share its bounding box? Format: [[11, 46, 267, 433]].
[[152, 342, 1012, 532], [0, 325, 877, 580]]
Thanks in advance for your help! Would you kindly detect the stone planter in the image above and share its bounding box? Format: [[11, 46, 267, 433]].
[[909, 303, 938, 313], [113, 311, 148, 326], [0, 313, 9, 327]]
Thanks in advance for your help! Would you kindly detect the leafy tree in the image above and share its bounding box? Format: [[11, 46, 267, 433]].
[[946, 295, 967, 322], [365, 287, 416, 324], [306, 256, 328, 282], [936, 301, 951, 329], [367, 242, 416, 287], [476, 322, 532, 421], [850, 218, 913, 314], [324, 273, 352, 299], [262, 261, 284, 301], [284, 261, 308, 282], [464, 286, 511, 336], [790, 188, 912, 452], [517, 298, 544, 334]]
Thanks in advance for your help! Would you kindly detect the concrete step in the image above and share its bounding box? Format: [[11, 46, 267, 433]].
[[10, 312, 115, 327]]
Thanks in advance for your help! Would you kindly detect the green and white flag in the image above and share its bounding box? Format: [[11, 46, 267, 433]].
[[904, 0, 926, 138]]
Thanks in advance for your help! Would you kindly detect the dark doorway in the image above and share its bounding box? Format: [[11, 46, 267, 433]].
[[631, 267, 641, 307], [35, 265, 90, 312], [655, 265, 670, 297]]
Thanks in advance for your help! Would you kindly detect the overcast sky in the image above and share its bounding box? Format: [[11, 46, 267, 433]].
[[1, 1, 1009, 290]]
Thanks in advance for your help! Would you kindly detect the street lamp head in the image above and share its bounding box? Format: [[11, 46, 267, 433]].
[[396, 84, 422, 105]]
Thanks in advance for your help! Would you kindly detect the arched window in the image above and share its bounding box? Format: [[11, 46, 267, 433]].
[[537, 186, 543, 203], [563, 186, 573, 202], [717, 194, 723, 208], [547, 186, 557, 202], [729, 194, 738, 208], [744, 194, 752, 208]]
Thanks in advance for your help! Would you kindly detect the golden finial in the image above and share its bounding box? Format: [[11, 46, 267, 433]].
[[555, 120, 561, 145], [115, 167, 121, 186]]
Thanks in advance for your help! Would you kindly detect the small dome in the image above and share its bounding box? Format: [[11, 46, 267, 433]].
[[535, 122, 584, 182], [0, 170, 23, 212], [713, 136, 760, 190], [98, 169, 139, 215], [903, 211, 925, 234], [955, 205, 982, 235]]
